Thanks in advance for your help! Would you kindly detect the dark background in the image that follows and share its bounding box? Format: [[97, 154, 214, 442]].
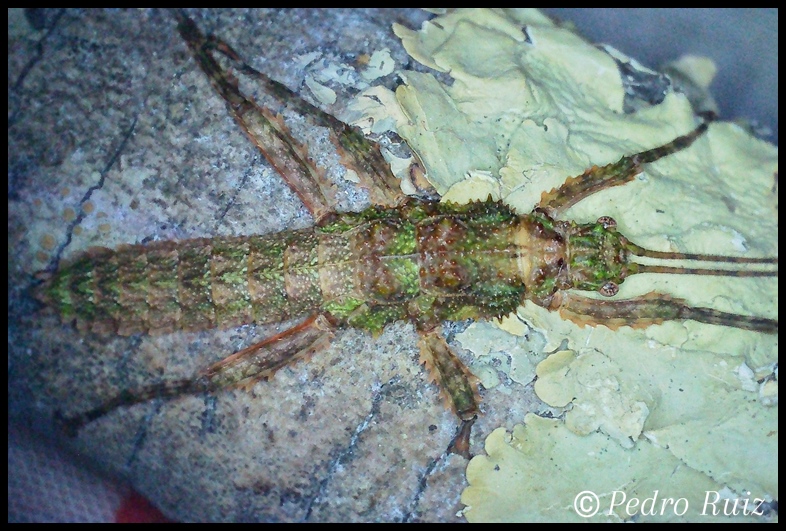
[[543, 8, 778, 144]]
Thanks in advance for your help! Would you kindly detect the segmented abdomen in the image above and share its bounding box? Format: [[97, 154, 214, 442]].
[[39, 199, 542, 336], [38, 230, 329, 335]]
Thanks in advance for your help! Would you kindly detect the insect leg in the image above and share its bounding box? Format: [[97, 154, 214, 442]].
[[538, 122, 709, 216], [202, 314, 334, 390], [204, 35, 406, 210], [418, 330, 480, 422], [553, 291, 778, 333], [60, 315, 335, 434], [173, 10, 337, 221], [172, 10, 405, 220], [418, 329, 480, 457]]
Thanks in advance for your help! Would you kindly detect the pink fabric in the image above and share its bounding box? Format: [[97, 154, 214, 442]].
[[8, 421, 170, 523]]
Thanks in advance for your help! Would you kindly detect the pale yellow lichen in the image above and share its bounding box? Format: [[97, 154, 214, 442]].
[[457, 319, 546, 388], [305, 74, 337, 106], [351, 7, 777, 522], [461, 415, 766, 522], [440, 171, 500, 204], [360, 48, 396, 81], [667, 55, 718, 91]]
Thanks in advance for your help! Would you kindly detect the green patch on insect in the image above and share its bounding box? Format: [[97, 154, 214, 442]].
[[343, 8, 777, 522]]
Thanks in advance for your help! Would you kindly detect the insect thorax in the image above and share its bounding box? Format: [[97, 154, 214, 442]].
[[39, 198, 582, 336], [317, 198, 569, 332]]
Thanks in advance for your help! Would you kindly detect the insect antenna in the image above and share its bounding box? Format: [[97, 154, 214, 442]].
[[632, 121, 709, 165], [627, 241, 777, 264], [625, 241, 778, 278], [632, 264, 776, 277]]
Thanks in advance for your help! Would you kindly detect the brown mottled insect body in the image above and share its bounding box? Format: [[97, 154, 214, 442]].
[[39, 10, 777, 436], [38, 199, 545, 337]]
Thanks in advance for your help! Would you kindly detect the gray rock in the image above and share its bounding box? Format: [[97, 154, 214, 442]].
[[8, 8, 534, 522]]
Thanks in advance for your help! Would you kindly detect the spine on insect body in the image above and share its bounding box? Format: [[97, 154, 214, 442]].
[[316, 198, 569, 333], [38, 198, 571, 335]]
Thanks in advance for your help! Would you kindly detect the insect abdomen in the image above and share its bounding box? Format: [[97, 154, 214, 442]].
[[37, 230, 326, 335]]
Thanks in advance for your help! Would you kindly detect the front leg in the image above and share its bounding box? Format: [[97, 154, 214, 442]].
[[538, 122, 708, 216], [553, 291, 778, 333]]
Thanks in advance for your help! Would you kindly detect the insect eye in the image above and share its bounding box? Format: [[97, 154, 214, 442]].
[[597, 216, 617, 230], [599, 282, 619, 297]]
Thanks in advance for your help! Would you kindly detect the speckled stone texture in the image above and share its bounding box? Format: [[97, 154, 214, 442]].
[[8, 9, 549, 522]]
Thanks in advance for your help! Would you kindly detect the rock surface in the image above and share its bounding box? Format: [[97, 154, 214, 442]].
[[8, 8, 547, 522]]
